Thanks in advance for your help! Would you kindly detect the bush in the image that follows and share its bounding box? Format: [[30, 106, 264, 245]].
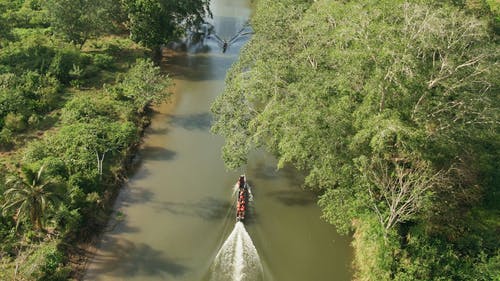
[[104, 42, 121, 55], [16, 242, 65, 280], [48, 48, 89, 84], [92, 53, 115, 69], [19, 71, 61, 113], [28, 114, 40, 127], [53, 204, 81, 235], [3, 112, 26, 132], [60, 95, 120, 124], [111, 58, 171, 113], [0, 128, 14, 149], [0, 39, 55, 74]]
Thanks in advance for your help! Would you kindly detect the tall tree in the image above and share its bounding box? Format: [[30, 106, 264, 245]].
[[0, 1, 12, 46], [212, 0, 499, 278], [2, 166, 60, 231], [44, 0, 114, 48], [212, 0, 498, 232], [122, 0, 210, 53], [110, 58, 172, 113]]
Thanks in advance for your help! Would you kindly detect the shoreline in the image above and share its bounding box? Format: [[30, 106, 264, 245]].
[[68, 73, 182, 280]]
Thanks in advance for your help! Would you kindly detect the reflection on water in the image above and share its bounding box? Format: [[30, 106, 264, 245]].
[[84, 0, 352, 280], [89, 236, 188, 278]]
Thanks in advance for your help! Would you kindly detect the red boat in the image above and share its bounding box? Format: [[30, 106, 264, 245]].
[[236, 175, 248, 221]]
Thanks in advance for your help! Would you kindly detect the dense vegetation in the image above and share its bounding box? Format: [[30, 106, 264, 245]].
[[212, 0, 499, 280], [0, 0, 208, 279]]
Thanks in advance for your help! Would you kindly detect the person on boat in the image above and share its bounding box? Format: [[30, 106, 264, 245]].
[[237, 203, 244, 219], [238, 175, 245, 189], [239, 203, 245, 220], [222, 41, 228, 53]]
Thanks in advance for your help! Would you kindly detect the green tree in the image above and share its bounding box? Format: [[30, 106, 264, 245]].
[[213, 0, 498, 231], [44, 0, 114, 48], [110, 58, 172, 113], [212, 0, 499, 278], [122, 0, 210, 52], [46, 119, 136, 177], [0, 1, 12, 45], [2, 166, 60, 231]]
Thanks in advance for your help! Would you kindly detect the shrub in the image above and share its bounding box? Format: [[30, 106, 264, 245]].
[[53, 204, 81, 235], [14, 242, 64, 280], [3, 112, 26, 132], [48, 48, 91, 84], [0, 40, 55, 74], [92, 53, 115, 69], [60, 94, 120, 124], [0, 128, 14, 149], [19, 71, 61, 113]]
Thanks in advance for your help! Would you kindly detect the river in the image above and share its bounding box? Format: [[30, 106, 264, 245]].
[[84, 0, 352, 280]]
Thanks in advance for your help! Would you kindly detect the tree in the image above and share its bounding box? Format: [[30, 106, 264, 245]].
[[2, 166, 60, 231], [110, 58, 172, 113], [0, 1, 12, 46], [361, 156, 443, 234], [44, 0, 114, 48], [212, 0, 498, 230], [212, 0, 499, 278], [53, 119, 137, 177], [122, 0, 210, 53]]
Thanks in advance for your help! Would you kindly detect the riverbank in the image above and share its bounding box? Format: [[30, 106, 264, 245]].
[[69, 74, 182, 280], [0, 35, 173, 280]]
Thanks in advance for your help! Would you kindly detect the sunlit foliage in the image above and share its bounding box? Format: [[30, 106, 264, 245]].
[[212, 0, 499, 279]]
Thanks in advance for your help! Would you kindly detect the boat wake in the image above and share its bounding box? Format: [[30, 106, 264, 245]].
[[210, 222, 263, 281]]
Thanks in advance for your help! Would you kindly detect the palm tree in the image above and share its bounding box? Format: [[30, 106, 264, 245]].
[[2, 166, 59, 231]]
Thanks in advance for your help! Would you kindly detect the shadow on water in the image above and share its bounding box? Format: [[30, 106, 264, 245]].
[[163, 14, 249, 82], [140, 146, 177, 161], [125, 147, 176, 181], [105, 213, 141, 234], [164, 51, 237, 81], [250, 158, 305, 188], [146, 125, 170, 135], [87, 236, 188, 279], [250, 161, 280, 181], [266, 190, 316, 207], [119, 187, 156, 206], [154, 197, 232, 221], [168, 112, 212, 130]]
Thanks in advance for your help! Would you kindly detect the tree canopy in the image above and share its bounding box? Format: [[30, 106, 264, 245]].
[[121, 0, 210, 48], [44, 0, 115, 48], [212, 0, 499, 279]]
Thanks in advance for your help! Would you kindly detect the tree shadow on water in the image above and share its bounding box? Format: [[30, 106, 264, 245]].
[[168, 112, 212, 131], [155, 197, 231, 221], [86, 236, 189, 279], [140, 146, 177, 160], [250, 161, 279, 180], [266, 190, 316, 207], [162, 51, 236, 81], [116, 187, 156, 207]]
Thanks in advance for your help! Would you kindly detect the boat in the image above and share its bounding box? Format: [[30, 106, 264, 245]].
[[236, 175, 248, 221]]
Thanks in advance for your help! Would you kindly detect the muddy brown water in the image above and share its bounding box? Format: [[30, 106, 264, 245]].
[[84, 0, 353, 280]]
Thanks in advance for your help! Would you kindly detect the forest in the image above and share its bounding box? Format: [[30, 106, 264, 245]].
[[0, 0, 208, 279], [211, 0, 499, 280]]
